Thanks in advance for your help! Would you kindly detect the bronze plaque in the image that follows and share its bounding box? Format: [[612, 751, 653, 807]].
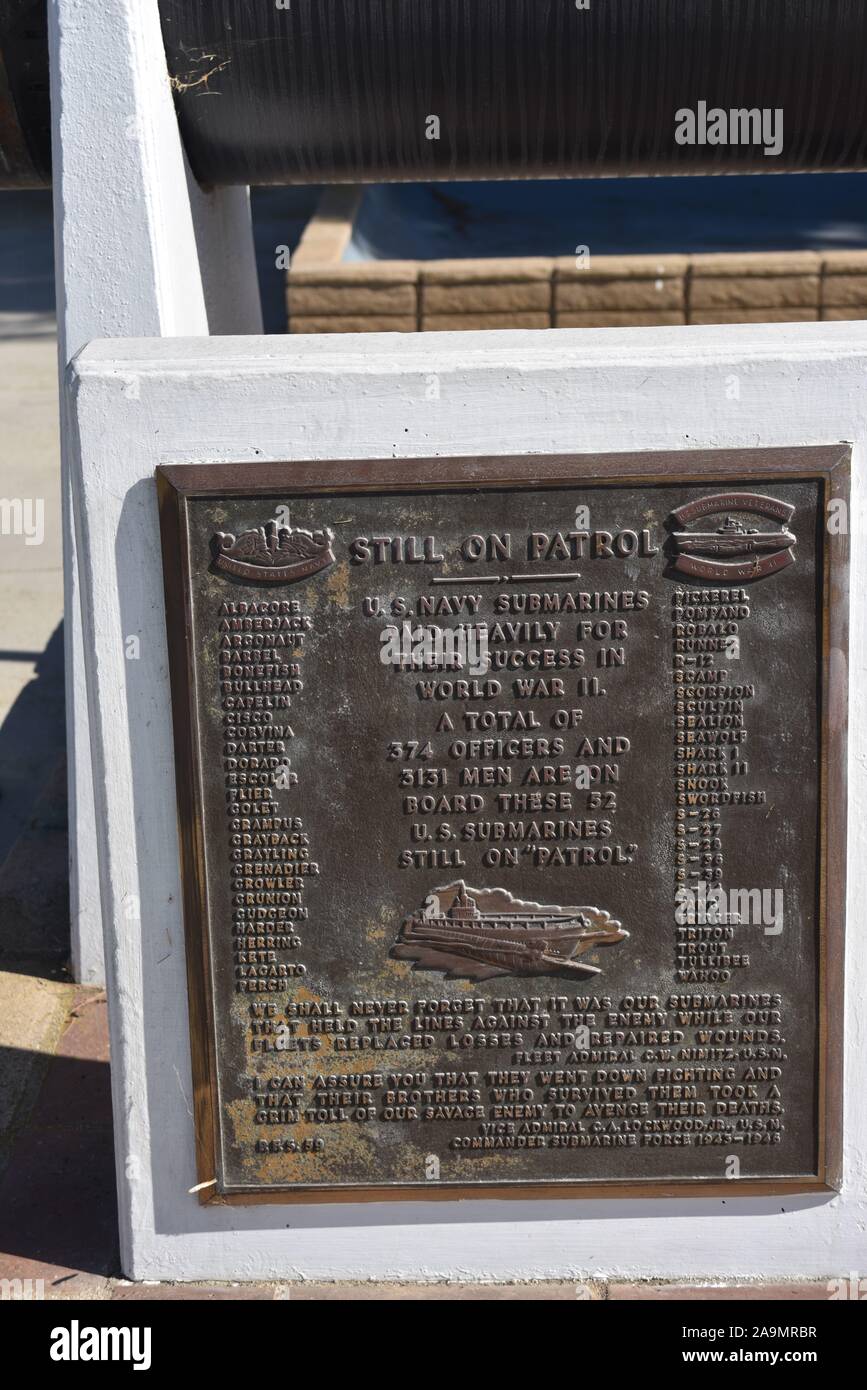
[[157, 446, 847, 1203]]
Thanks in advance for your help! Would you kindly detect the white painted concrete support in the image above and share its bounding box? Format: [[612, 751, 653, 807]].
[[70, 325, 865, 1281], [49, 0, 262, 983]]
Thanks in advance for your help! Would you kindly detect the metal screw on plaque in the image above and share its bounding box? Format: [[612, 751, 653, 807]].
[[425, 1154, 440, 1181], [725, 1155, 741, 1179]]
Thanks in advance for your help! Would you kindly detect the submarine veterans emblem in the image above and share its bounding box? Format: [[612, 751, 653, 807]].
[[669, 492, 796, 582]]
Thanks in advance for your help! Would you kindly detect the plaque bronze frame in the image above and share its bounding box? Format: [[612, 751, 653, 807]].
[[157, 444, 848, 1205]]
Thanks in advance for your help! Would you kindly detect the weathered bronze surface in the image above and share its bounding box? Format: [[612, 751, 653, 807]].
[[157, 447, 848, 1202]]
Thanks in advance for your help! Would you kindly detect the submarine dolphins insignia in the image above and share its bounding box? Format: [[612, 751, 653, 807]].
[[392, 881, 628, 982], [213, 519, 334, 583], [669, 492, 795, 582]]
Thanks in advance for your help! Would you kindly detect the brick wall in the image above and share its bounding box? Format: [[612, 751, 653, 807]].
[[287, 199, 867, 332]]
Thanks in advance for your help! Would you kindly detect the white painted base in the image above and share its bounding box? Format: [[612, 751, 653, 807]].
[[50, 0, 263, 984], [71, 323, 866, 1281]]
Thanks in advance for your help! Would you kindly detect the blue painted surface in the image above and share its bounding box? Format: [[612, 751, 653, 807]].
[[347, 174, 867, 261]]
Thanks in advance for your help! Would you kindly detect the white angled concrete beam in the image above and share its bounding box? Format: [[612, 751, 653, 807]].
[[49, 0, 262, 984]]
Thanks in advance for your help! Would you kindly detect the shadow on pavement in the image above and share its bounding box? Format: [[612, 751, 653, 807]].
[[0, 1001, 119, 1283], [0, 622, 69, 971]]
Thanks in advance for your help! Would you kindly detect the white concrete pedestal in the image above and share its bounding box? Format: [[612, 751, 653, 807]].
[[69, 324, 864, 1281]]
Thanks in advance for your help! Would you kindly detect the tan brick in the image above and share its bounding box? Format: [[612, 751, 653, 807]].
[[289, 315, 417, 334], [420, 258, 553, 284], [822, 250, 867, 275], [555, 310, 685, 328], [422, 281, 551, 314], [421, 312, 550, 331], [555, 253, 688, 282], [690, 274, 820, 310], [820, 274, 867, 308], [690, 251, 822, 277], [289, 261, 418, 286], [821, 307, 867, 320], [288, 282, 417, 316], [689, 307, 818, 324], [556, 278, 684, 312]]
